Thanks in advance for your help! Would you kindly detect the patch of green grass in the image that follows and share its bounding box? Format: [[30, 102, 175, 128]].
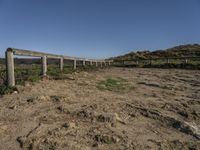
[[0, 64, 106, 95], [97, 77, 134, 92], [0, 84, 18, 95], [15, 67, 41, 85]]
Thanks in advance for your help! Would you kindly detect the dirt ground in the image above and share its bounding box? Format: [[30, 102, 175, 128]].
[[0, 67, 200, 150]]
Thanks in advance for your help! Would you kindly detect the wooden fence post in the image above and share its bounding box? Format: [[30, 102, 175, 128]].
[[60, 57, 63, 71], [42, 56, 47, 76], [74, 59, 76, 70], [6, 49, 15, 86]]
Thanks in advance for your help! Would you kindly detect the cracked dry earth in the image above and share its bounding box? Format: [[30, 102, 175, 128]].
[[0, 67, 200, 150]]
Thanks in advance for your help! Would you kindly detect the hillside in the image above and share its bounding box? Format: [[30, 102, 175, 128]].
[[113, 44, 200, 61]]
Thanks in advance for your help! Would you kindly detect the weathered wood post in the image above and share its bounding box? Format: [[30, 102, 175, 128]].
[[6, 49, 15, 86], [42, 56, 47, 76], [60, 57, 63, 71], [74, 59, 76, 70]]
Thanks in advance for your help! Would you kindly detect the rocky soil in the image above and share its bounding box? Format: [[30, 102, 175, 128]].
[[0, 67, 200, 150]]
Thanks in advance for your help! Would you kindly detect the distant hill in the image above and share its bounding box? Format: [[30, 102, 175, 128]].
[[113, 44, 200, 61]]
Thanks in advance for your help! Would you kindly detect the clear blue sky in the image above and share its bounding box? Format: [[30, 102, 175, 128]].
[[0, 0, 200, 59]]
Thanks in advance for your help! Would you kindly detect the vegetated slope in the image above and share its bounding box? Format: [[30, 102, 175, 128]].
[[113, 44, 200, 61]]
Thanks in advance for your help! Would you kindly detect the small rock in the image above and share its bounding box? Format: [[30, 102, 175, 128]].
[[62, 122, 70, 128], [16, 136, 26, 148], [13, 91, 18, 94], [9, 105, 17, 109], [94, 134, 120, 144], [27, 98, 34, 103], [178, 111, 189, 118], [65, 74, 75, 80], [96, 113, 126, 124], [92, 143, 98, 147], [62, 122, 76, 129], [50, 96, 61, 102]]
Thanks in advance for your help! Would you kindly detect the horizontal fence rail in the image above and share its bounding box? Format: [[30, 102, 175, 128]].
[[5, 48, 113, 86]]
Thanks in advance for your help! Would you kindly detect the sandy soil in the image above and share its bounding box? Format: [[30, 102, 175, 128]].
[[0, 67, 200, 150]]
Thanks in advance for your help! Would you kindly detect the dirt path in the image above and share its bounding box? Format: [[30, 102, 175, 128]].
[[0, 68, 200, 150]]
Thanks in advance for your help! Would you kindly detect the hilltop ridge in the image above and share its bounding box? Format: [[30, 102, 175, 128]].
[[113, 44, 200, 61]]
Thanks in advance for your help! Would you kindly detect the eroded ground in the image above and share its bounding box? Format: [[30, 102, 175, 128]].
[[0, 68, 200, 150]]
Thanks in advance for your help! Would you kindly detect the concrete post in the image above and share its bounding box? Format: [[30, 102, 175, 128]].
[[90, 61, 92, 66], [167, 58, 169, 64], [136, 60, 139, 65], [74, 59, 76, 70], [149, 59, 152, 65], [185, 58, 188, 64], [42, 56, 47, 76], [96, 61, 98, 67], [108, 61, 111, 66], [100, 61, 103, 67], [60, 57, 63, 71], [83, 60, 85, 66], [6, 50, 15, 86]]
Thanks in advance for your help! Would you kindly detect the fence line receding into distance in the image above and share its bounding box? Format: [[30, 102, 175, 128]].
[[5, 48, 113, 87]]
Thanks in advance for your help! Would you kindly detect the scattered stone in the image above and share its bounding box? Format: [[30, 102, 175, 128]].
[[50, 96, 61, 103], [9, 105, 17, 109], [94, 134, 120, 144], [16, 136, 26, 148], [13, 91, 18, 94], [57, 106, 64, 111], [62, 122, 70, 128], [178, 110, 189, 118], [92, 143, 98, 147], [65, 74, 75, 80], [96, 113, 126, 124], [172, 121, 200, 139], [62, 122, 76, 129], [27, 98, 34, 103], [38, 96, 49, 101], [76, 109, 94, 119]]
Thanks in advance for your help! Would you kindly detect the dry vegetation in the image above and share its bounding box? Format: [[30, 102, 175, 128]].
[[0, 67, 200, 149], [113, 44, 200, 60]]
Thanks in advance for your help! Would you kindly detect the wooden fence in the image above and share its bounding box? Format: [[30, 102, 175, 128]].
[[5, 48, 112, 86]]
